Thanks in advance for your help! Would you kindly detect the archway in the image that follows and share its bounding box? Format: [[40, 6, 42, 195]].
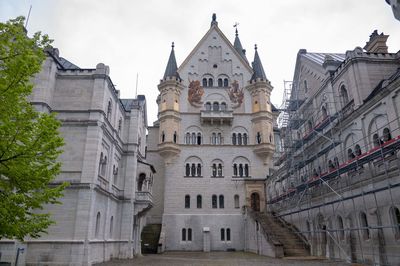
[[251, 192, 260, 211]]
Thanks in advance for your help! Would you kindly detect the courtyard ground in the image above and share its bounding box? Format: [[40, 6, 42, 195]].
[[96, 252, 351, 265]]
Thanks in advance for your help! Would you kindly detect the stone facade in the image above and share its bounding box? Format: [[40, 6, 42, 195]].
[[268, 32, 400, 265], [146, 15, 276, 252], [0, 48, 155, 265]]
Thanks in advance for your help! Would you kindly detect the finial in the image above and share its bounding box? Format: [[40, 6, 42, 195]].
[[172, 42, 175, 49], [233, 22, 239, 37], [255, 44, 258, 50], [211, 13, 218, 26]]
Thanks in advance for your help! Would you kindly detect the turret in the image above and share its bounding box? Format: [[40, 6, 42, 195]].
[[246, 45, 274, 165], [157, 42, 184, 161]]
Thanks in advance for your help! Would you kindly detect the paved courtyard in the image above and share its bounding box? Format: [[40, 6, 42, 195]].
[[96, 252, 351, 266]]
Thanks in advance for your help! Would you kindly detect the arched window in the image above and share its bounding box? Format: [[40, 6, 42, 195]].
[[192, 133, 196, 144], [244, 164, 249, 177], [186, 133, 191, 144], [238, 133, 242, 145], [161, 131, 165, 143], [307, 120, 313, 132], [220, 102, 226, 111], [186, 164, 190, 176], [173, 131, 177, 143], [212, 133, 216, 145], [359, 212, 370, 240], [101, 156, 107, 176], [212, 164, 217, 177], [340, 85, 349, 106], [138, 173, 146, 192], [232, 133, 237, 145], [197, 133, 202, 145], [304, 80, 308, 93], [234, 195, 239, 209], [208, 78, 213, 87], [355, 144, 362, 156], [213, 102, 219, 111], [110, 216, 114, 238], [205, 102, 211, 111], [99, 152, 104, 175], [383, 128, 392, 142], [188, 228, 192, 241], [233, 164, 238, 176], [337, 216, 344, 240], [219, 195, 224, 208], [191, 164, 196, 177], [347, 148, 355, 160], [197, 163, 202, 176], [239, 164, 243, 177], [256, 132, 261, 144], [95, 212, 101, 238], [217, 164, 222, 176], [197, 195, 202, 208], [185, 195, 190, 208], [243, 133, 248, 145], [322, 106, 328, 119], [182, 228, 187, 241], [224, 78, 229, 87], [118, 118, 122, 135], [226, 228, 231, 241], [221, 228, 225, 241], [334, 157, 340, 168], [373, 133, 381, 147], [212, 195, 217, 208], [217, 133, 222, 145], [328, 160, 335, 170], [306, 221, 311, 238], [202, 78, 207, 87], [218, 78, 223, 87], [390, 206, 400, 239], [107, 100, 112, 119]]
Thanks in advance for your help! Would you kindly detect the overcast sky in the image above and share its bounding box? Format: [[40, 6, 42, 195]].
[[1, 0, 399, 124]]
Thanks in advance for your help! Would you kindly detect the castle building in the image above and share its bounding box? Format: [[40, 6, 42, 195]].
[[0, 48, 155, 264], [146, 14, 276, 252], [268, 31, 400, 265]]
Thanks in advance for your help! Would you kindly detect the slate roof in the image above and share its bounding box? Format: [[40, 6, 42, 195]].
[[302, 52, 345, 66], [233, 29, 249, 63], [251, 46, 267, 81], [163, 43, 180, 80]]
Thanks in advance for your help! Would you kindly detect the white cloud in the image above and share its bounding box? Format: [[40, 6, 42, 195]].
[[1, 0, 399, 123]]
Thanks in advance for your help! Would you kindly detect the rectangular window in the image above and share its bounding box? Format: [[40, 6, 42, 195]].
[[226, 228, 231, 241]]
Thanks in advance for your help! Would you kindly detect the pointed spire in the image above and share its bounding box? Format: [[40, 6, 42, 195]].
[[163, 42, 180, 80], [251, 44, 267, 81], [233, 27, 248, 63]]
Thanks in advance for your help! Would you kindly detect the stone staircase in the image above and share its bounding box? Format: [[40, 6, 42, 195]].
[[141, 224, 162, 254], [251, 210, 310, 257]]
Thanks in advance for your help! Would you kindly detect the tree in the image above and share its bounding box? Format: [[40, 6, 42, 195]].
[[0, 17, 67, 240]]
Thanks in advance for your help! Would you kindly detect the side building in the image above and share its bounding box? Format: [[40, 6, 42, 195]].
[[146, 14, 277, 252], [0, 48, 155, 265], [268, 31, 400, 265]]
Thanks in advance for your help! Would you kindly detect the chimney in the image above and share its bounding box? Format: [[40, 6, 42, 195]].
[[364, 30, 389, 53]]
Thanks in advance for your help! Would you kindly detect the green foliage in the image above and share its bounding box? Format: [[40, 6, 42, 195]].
[[0, 17, 67, 240]]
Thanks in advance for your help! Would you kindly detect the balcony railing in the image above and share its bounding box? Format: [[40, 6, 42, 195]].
[[200, 110, 233, 125], [135, 191, 153, 203]]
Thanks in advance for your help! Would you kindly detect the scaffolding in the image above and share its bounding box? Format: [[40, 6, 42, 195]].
[[268, 75, 400, 265]]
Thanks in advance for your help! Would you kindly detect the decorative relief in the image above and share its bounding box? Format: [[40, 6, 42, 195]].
[[188, 80, 204, 107], [227, 80, 244, 108]]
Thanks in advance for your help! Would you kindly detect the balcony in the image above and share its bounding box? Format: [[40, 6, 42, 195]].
[[134, 191, 153, 215], [339, 100, 354, 120], [200, 110, 233, 125]]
